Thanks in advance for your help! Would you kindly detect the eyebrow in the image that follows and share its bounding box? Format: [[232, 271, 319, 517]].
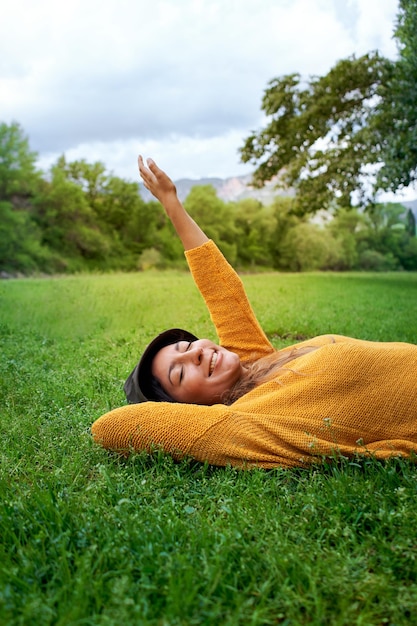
[[167, 342, 180, 386]]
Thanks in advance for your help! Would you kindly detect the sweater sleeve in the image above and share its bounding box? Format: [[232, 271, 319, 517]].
[[91, 401, 238, 462], [91, 401, 300, 468], [185, 240, 273, 362]]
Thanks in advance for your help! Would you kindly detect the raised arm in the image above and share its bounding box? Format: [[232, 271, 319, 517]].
[[140, 154, 272, 359], [139, 156, 208, 250]]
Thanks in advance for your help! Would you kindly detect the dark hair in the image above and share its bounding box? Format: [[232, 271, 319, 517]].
[[149, 376, 177, 403], [124, 328, 198, 403]]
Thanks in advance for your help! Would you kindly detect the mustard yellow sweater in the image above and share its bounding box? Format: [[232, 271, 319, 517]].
[[92, 240, 417, 468]]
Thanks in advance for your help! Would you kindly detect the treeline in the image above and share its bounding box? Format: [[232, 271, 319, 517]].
[[1, 121, 416, 275]]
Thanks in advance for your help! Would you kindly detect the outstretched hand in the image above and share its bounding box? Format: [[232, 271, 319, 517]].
[[138, 155, 177, 206], [137, 154, 209, 250]]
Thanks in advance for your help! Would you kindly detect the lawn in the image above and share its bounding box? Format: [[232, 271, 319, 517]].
[[1, 269, 417, 625]]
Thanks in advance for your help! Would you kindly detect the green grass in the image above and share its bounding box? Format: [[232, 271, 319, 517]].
[[1, 270, 417, 625]]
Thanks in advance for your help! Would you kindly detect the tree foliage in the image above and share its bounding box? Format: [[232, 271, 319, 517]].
[[35, 163, 109, 261], [184, 185, 240, 263], [233, 198, 276, 267], [0, 121, 40, 201], [376, 0, 417, 190], [240, 1, 417, 214], [0, 201, 52, 272], [240, 53, 391, 214], [0, 120, 415, 275]]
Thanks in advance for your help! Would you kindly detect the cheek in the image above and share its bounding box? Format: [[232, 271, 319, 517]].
[[220, 351, 241, 380], [227, 350, 240, 368]]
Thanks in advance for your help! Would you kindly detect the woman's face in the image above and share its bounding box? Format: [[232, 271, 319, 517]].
[[151, 339, 244, 405]]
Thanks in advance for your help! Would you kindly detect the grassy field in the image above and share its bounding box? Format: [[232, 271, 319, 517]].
[[1, 269, 417, 625]]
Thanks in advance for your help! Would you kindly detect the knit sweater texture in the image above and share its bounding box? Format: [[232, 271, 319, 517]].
[[92, 240, 417, 468]]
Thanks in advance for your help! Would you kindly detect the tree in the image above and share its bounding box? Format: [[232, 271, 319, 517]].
[[356, 202, 415, 270], [327, 207, 366, 270], [184, 185, 239, 263], [33, 164, 111, 267], [47, 157, 159, 268], [405, 208, 416, 237], [0, 121, 40, 201], [240, 2, 417, 214], [0, 201, 53, 272], [376, 0, 417, 191], [279, 222, 339, 272], [55, 156, 108, 208], [268, 197, 301, 269], [0, 122, 50, 272], [233, 198, 276, 266], [240, 53, 392, 215]]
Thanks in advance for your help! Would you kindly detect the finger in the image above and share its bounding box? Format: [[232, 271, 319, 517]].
[[138, 155, 149, 174], [138, 157, 153, 185], [147, 158, 159, 175]]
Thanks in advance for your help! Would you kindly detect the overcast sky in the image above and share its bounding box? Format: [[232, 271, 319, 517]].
[[1, 0, 401, 184]]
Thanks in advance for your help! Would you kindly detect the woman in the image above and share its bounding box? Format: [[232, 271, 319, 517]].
[[91, 157, 417, 469]]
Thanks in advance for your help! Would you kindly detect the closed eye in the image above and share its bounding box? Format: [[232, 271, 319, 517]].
[[180, 340, 192, 351], [179, 341, 192, 382]]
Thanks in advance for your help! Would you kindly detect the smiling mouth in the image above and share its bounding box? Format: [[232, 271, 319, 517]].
[[209, 352, 218, 375]]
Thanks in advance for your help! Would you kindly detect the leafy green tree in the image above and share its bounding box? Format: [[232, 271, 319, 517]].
[[97, 175, 141, 232], [356, 202, 415, 270], [241, 2, 417, 212], [53, 157, 171, 268], [93, 174, 161, 267], [240, 53, 391, 215], [0, 122, 49, 272], [279, 222, 340, 272], [376, 0, 417, 190], [366, 202, 407, 233], [184, 185, 239, 263], [326, 207, 366, 270], [405, 208, 416, 236], [0, 201, 53, 272], [233, 198, 276, 266], [358, 249, 399, 271], [33, 164, 111, 268], [54, 156, 107, 208], [268, 197, 302, 269], [0, 121, 40, 201], [398, 235, 417, 270]]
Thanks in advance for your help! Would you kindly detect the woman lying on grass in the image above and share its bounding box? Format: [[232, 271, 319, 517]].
[[91, 156, 417, 469]]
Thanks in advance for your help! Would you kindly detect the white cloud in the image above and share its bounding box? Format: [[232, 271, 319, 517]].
[[355, 0, 398, 57], [1, 0, 401, 180], [37, 130, 255, 181]]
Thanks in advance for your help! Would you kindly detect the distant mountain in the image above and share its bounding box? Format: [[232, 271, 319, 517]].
[[140, 174, 417, 216], [140, 173, 294, 204]]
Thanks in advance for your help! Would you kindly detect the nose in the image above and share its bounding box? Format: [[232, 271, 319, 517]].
[[180, 345, 203, 365]]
